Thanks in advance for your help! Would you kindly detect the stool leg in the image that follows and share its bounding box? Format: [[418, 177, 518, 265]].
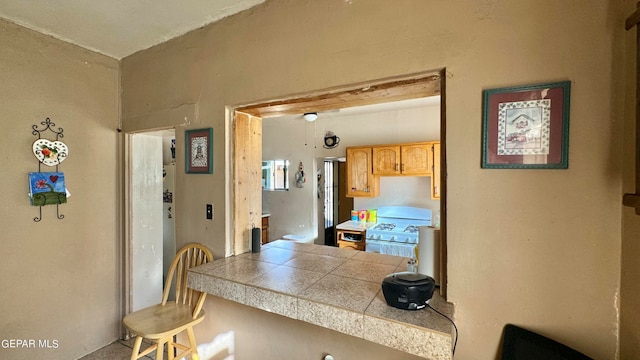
[[186, 327, 199, 360], [130, 336, 143, 360], [156, 339, 165, 360], [168, 337, 175, 360]]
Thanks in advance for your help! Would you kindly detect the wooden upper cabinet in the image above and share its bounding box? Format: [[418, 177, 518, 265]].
[[401, 143, 432, 175], [372, 142, 432, 176], [431, 142, 441, 199], [347, 141, 440, 198], [346, 146, 379, 197], [373, 146, 401, 175]]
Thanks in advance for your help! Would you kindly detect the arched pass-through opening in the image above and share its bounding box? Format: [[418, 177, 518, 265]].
[[231, 69, 448, 296]]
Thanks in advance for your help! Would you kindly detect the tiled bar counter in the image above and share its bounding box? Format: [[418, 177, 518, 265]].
[[187, 240, 455, 360]]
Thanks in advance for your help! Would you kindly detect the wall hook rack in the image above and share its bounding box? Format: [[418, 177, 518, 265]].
[[31, 117, 67, 222]]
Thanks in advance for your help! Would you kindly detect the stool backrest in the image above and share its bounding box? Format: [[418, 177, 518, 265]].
[[162, 243, 213, 319]]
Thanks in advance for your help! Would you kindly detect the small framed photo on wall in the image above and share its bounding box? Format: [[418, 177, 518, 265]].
[[185, 128, 213, 174], [482, 81, 571, 169]]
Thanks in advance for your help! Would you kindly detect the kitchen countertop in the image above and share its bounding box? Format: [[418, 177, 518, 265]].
[[335, 220, 376, 231], [188, 240, 455, 360]]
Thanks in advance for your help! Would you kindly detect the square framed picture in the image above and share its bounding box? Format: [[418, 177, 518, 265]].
[[482, 81, 571, 169], [29, 172, 67, 206], [185, 128, 213, 174]]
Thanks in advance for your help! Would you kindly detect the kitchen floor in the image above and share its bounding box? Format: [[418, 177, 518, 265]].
[[79, 338, 167, 360]]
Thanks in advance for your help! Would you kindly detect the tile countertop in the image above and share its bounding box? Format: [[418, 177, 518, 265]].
[[187, 240, 455, 360]]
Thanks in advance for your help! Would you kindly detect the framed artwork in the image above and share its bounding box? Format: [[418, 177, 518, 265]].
[[482, 81, 571, 169], [185, 128, 213, 174], [29, 172, 67, 206]]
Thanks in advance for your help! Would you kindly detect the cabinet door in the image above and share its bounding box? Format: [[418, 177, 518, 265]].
[[401, 143, 432, 175], [431, 142, 441, 199], [373, 146, 401, 175], [261, 216, 269, 244], [346, 147, 379, 197], [337, 240, 365, 251]]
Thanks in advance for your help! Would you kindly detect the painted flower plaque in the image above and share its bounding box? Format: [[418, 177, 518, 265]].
[[32, 139, 68, 166], [29, 172, 67, 206]]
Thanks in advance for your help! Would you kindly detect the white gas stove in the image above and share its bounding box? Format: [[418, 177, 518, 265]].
[[365, 206, 432, 257]]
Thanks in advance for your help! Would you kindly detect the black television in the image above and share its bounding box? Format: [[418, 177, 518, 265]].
[[501, 324, 592, 360]]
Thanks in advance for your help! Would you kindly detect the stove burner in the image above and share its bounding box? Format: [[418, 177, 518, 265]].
[[403, 225, 419, 233], [373, 223, 396, 231]]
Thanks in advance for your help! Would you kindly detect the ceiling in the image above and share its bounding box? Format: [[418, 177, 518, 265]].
[[0, 1, 441, 117], [0, 0, 265, 59]]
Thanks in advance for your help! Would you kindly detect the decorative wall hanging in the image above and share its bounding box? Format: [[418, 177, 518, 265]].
[[482, 81, 571, 169], [30, 118, 68, 221], [323, 131, 340, 149], [185, 128, 213, 174], [295, 162, 306, 188], [32, 139, 68, 166], [29, 172, 67, 206]]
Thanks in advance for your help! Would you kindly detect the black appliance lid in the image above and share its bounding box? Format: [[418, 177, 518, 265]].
[[391, 272, 431, 284]]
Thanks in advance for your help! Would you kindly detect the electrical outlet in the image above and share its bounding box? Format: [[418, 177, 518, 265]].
[[206, 204, 213, 220]]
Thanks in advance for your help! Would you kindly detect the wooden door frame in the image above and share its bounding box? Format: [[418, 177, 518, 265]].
[[230, 69, 448, 296]]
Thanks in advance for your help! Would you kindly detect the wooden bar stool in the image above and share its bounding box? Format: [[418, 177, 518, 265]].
[[124, 243, 213, 360]]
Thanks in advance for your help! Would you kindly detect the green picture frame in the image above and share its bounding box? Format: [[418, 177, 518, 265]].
[[482, 81, 571, 169], [185, 128, 213, 174]]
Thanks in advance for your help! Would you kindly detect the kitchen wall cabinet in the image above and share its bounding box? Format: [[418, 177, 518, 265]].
[[372, 142, 432, 176], [346, 146, 379, 197], [372, 145, 401, 175], [400, 143, 432, 175], [347, 141, 441, 198]]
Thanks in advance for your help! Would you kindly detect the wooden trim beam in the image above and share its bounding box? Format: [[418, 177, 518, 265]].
[[623, 194, 640, 214], [624, 2, 640, 214], [627, 2, 640, 30], [236, 75, 441, 118], [233, 111, 262, 254]]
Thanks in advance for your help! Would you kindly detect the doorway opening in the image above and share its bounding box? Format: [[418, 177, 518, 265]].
[[320, 159, 353, 247], [323, 160, 335, 246], [126, 128, 177, 316], [231, 70, 448, 296]]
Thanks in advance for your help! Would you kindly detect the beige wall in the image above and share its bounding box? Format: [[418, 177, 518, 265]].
[[197, 296, 426, 360], [0, 19, 121, 360], [121, 1, 630, 359]]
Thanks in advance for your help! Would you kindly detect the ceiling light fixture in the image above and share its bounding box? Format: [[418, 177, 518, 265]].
[[303, 112, 318, 122]]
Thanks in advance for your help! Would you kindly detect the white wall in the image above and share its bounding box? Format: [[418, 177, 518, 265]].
[[355, 176, 435, 211], [262, 102, 440, 242]]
